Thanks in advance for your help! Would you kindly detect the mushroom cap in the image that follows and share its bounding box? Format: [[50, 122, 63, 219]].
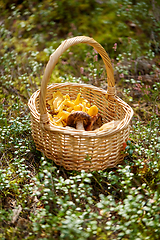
[[86, 113, 103, 131], [93, 113, 103, 129], [67, 111, 92, 129]]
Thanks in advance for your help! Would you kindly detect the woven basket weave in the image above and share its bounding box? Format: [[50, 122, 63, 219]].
[[28, 36, 133, 171]]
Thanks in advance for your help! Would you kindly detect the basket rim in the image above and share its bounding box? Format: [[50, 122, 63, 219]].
[[28, 82, 134, 138]]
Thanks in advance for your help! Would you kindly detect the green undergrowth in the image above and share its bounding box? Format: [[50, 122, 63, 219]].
[[0, 100, 160, 239], [0, 0, 160, 239]]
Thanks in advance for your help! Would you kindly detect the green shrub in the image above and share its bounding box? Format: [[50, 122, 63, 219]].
[[0, 1, 160, 239]]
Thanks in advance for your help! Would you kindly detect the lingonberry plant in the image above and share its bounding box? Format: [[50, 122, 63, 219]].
[[0, 1, 160, 239]]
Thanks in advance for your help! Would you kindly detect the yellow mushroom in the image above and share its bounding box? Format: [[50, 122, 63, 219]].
[[65, 100, 75, 108], [74, 93, 84, 105], [86, 102, 91, 108], [81, 101, 87, 112], [48, 113, 61, 126], [74, 104, 82, 111], [87, 105, 98, 116], [47, 99, 54, 108], [74, 93, 81, 105], [54, 111, 70, 126], [53, 91, 64, 100], [64, 94, 70, 101], [55, 99, 68, 113], [48, 91, 64, 112], [67, 106, 74, 112]]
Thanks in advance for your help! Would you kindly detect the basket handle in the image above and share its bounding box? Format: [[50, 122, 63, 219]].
[[39, 36, 115, 120]]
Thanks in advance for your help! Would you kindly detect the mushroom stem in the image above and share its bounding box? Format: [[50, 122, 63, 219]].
[[76, 120, 85, 130]]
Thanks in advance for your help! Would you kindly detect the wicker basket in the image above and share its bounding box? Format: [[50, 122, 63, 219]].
[[28, 36, 133, 171]]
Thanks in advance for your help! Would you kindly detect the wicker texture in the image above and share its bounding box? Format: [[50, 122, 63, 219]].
[[28, 36, 133, 171]]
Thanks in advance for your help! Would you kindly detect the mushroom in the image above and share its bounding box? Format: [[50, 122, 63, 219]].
[[74, 93, 83, 105], [47, 91, 64, 112], [87, 105, 98, 116], [47, 91, 102, 129], [74, 104, 82, 111], [66, 111, 91, 130], [86, 113, 103, 131], [55, 111, 70, 126]]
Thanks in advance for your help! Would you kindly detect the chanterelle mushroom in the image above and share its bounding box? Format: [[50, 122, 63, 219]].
[[66, 111, 91, 130]]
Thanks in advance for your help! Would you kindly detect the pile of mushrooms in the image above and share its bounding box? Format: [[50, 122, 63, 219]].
[[67, 111, 102, 131], [47, 91, 120, 131]]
